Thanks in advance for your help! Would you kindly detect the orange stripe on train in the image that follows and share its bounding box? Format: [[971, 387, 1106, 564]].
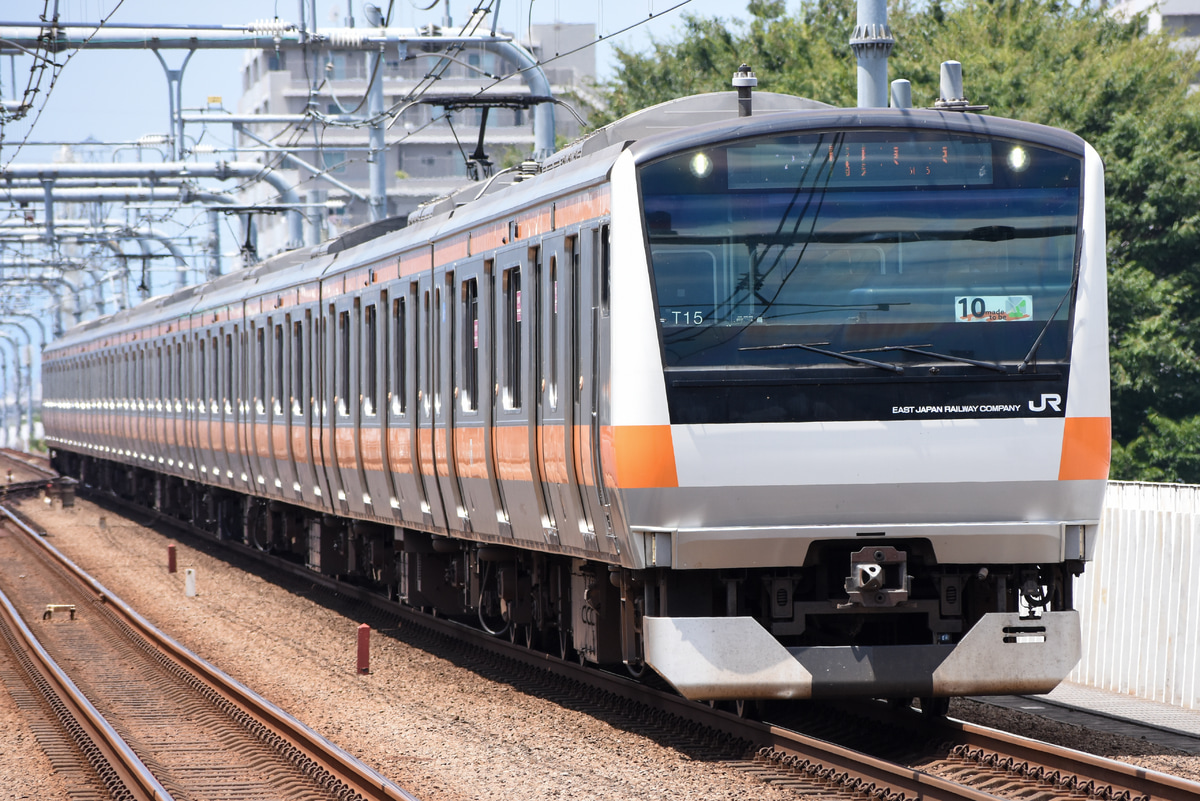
[[1058, 417, 1110, 481], [611, 425, 678, 489]]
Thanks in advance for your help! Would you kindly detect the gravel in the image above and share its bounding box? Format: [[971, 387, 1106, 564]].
[[3, 495, 1198, 799]]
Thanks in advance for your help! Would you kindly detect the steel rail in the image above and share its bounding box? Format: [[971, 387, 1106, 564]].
[[0, 561, 171, 801], [0, 504, 421, 801], [946, 719, 1200, 801]]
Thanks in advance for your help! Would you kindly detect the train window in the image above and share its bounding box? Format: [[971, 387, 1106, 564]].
[[599, 224, 610, 316], [198, 339, 206, 407], [569, 236, 581, 403], [503, 266, 522, 410], [139, 349, 146, 410], [392, 297, 407, 415], [549, 254, 558, 410], [273, 324, 284, 416], [318, 315, 327, 417], [255, 327, 266, 415], [211, 336, 219, 412], [462, 277, 478, 412], [292, 320, 304, 416], [175, 343, 183, 412], [434, 287, 442, 415], [420, 290, 431, 417], [156, 346, 164, 411], [224, 333, 234, 414], [338, 310, 350, 416], [364, 304, 378, 416]]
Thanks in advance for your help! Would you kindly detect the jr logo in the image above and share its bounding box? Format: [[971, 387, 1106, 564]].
[[1028, 393, 1062, 413]]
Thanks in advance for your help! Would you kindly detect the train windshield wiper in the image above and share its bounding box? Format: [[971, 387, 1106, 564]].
[[843, 344, 1007, 373], [739, 342, 903, 373], [1019, 281, 1075, 373]]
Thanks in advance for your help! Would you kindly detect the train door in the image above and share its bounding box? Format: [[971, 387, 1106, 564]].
[[135, 346, 147, 462], [151, 342, 166, 468], [247, 320, 270, 493], [265, 317, 290, 499], [536, 237, 591, 552], [176, 338, 190, 474], [359, 289, 392, 518], [313, 307, 337, 508], [415, 273, 447, 529], [528, 245, 560, 546], [237, 322, 256, 491], [433, 270, 470, 534], [214, 330, 230, 488], [326, 296, 362, 515], [493, 248, 550, 544], [386, 287, 423, 523], [578, 226, 618, 554], [195, 332, 211, 483], [285, 312, 312, 505], [171, 338, 184, 475], [123, 349, 135, 461], [99, 354, 110, 454], [182, 334, 196, 476], [455, 265, 502, 536], [229, 323, 248, 489]]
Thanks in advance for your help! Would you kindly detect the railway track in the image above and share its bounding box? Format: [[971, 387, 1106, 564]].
[[0, 447, 59, 498], [0, 503, 419, 801], [73, 489, 1200, 801]]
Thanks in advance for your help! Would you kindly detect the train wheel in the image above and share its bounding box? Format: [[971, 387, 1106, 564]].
[[920, 697, 950, 718]]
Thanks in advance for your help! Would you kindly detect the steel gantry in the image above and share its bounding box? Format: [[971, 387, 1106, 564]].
[[0, 161, 304, 249], [0, 17, 558, 215], [0, 330, 31, 452]]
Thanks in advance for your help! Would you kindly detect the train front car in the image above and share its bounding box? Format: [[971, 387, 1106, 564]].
[[609, 110, 1109, 701]]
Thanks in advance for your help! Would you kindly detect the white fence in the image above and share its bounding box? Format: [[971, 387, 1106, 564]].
[[1069, 481, 1200, 710]]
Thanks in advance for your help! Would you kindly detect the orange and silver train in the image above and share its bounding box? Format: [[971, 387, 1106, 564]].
[[43, 91, 1110, 706]]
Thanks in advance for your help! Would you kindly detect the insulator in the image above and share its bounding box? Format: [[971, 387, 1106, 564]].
[[247, 19, 292, 33], [329, 30, 368, 47]]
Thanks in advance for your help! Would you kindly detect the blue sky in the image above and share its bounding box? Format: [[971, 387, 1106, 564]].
[[3, 0, 757, 157]]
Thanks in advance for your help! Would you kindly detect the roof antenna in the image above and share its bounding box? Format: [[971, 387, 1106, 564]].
[[733, 64, 757, 117], [850, 0, 893, 108], [933, 61, 988, 112]]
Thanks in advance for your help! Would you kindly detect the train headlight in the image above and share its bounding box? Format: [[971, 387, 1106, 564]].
[[1007, 145, 1029, 173], [689, 151, 714, 178]]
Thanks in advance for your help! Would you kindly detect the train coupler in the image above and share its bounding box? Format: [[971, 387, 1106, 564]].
[[842, 545, 911, 608]]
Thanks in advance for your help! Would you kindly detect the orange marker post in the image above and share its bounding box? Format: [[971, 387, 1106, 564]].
[[356, 623, 370, 674], [167, 544, 177, 574]]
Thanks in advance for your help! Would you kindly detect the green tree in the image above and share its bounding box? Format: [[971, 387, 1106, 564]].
[[602, 0, 1200, 482]]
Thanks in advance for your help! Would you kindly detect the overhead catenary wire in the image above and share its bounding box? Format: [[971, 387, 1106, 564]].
[[2, 0, 699, 291], [1, 0, 129, 168]]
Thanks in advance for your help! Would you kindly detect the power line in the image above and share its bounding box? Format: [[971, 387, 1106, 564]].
[[1, 0, 129, 168]]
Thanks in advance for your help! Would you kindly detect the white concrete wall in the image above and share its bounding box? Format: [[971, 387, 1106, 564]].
[[1070, 481, 1200, 710]]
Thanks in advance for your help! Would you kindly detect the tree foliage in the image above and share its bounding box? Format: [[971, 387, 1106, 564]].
[[601, 0, 1200, 483]]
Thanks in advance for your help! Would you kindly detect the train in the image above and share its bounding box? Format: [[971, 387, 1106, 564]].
[[41, 85, 1110, 710]]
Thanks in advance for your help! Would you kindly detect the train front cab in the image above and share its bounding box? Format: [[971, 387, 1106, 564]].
[[607, 110, 1111, 700]]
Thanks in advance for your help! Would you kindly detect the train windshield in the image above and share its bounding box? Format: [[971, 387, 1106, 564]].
[[639, 129, 1082, 370]]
